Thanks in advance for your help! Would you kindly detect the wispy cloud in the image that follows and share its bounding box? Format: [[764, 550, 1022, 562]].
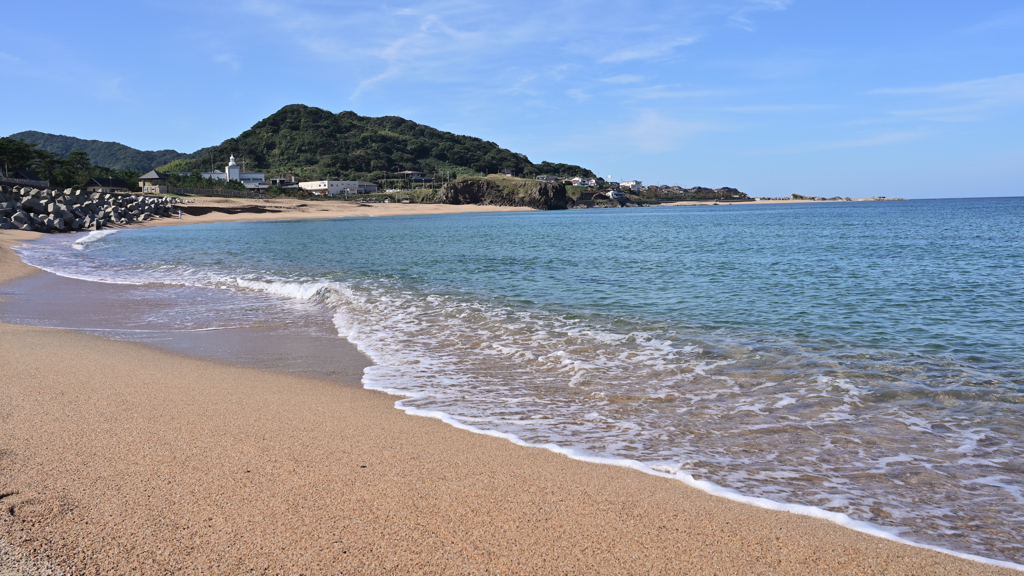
[[213, 53, 240, 70], [961, 6, 1024, 33], [728, 0, 791, 31], [550, 110, 717, 155], [871, 73, 1024, 121], [597, 36, 699, 63], [721, 104, 834, 113], [760, 130, 931, 154], [621, 110, 718, 153], [566, 88, 591, 102], [238, 0, 547, 97], [886, 105, 987, 123], [601, 74, 644, 84], [870, 73, 1024, 99], [230, 0, 790, 109], [626, 85, 733, 100], [816, 130, 929, 150]]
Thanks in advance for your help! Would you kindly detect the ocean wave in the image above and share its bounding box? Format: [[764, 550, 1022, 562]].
[[72, 229, 120, 250]]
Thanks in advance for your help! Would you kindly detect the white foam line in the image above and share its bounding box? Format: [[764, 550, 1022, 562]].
[[7, 259, 153, 286], [361, 380, 1024, 572], [72, 229, 120, 250]]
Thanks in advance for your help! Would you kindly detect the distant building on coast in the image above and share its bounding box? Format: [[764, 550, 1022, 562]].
[[201, 155, 265, 189], [298, 180, 378, 196], [0, 168, 50, 189], [139, 170, 169, 195], [569, 177, 597, 187], [85, 177, 130, 194], [621, 180, 642, 190]]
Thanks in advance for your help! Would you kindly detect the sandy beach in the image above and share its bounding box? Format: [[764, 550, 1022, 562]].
[[0, 201, 1015, 575]]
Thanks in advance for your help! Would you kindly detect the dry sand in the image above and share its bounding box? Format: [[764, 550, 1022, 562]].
[[0, 203, 1016, 575], [145, 196, 533, 227]]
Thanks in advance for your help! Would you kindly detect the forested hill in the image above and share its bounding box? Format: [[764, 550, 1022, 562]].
[[8, 131, 199, 172], [157, 105, 596, 181]]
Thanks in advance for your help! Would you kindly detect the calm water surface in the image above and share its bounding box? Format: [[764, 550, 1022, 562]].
[[14, 198, 1024, 564]]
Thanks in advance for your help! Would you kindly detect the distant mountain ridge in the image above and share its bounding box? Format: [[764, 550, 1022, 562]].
[[10, 105, 596, 183], [8, 131, 203, 173]]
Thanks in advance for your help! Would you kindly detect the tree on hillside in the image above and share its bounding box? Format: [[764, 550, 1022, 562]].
[[0, 139, 142, 189], [0, 137, 45, 177], [56, 151, 92, 188]]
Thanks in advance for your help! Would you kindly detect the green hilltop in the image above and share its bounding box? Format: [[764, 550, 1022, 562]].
[[9, 130, 201, 173], [157, 104, 595, 181]]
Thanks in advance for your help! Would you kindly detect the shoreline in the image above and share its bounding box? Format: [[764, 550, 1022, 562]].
[[1, 208, 1019, 574]]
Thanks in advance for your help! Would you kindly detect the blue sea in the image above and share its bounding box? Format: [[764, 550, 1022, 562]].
[[12, 198, 1024, 567]]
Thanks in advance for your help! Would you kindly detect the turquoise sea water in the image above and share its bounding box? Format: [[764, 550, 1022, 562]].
[[14, 198, 1024, 565]]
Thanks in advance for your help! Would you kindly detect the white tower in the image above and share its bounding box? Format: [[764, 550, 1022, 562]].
[[226, 155, 241, 182]]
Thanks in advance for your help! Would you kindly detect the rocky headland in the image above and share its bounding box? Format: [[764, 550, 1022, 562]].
[[434, 177, 568, 210]]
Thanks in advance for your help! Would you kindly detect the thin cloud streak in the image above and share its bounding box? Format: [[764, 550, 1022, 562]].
[[721, 104, 834, 113], [626, 85, 734, 100], [601, 75, 644, 84], [961, 6, 1024, 33], [597, 37, 699, 63], [756, 130, 931, 155], [728, 0, 791, 31], [870, 73, 1024, 100]]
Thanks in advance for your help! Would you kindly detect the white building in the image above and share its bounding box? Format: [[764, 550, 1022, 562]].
[[201, 155, 265, 188], [621, 180, 642, 190], [298, 180, 379, 196]]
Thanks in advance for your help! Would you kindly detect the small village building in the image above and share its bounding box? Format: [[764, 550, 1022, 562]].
[[9, 169, 44, 182], [139, 170, 169, 195], [621, 180, 642, 190], [298, 180, 378, 196], [201, 155, 265, 189], [0, 168, 50, 188], [84, 177, 130, 194]]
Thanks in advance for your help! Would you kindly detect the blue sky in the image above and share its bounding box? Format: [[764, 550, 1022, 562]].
[[2, 1, 1022, 198]]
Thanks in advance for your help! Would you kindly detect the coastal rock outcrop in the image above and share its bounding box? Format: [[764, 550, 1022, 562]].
[[434, 177, 567, 210], [0, 185, 178, 232]]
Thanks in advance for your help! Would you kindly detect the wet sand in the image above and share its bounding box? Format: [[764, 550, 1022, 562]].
[[0, 208, 1016, 575]]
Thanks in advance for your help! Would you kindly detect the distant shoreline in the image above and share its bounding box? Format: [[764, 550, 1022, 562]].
[[130, 194, 909, 226]]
